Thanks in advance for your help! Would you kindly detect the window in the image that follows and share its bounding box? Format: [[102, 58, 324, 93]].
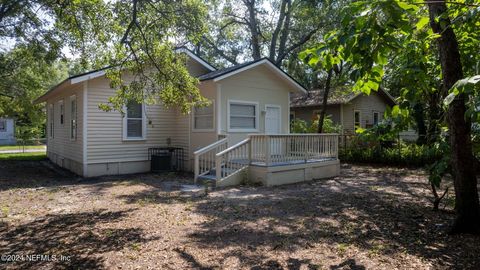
[[70, 95, 77, 140], [59, 100, 64, 125], [123, 101, 146, 139], [0, 119, 6, 132], [354, 110, 361, 128], [193, 101, 214, 131], [49, 104, 54, 138], [228, 101, 258, 131], [373, 111, 379, 125]]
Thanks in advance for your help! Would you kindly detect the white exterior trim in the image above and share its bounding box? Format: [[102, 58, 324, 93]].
[[122, 103, 147, 141], [264, 104, 282, 134], [70, 48, 215, 85], [212, 59, 307, 94], [192, 99, 215, 132], [69, 95, 77, 141], [71, 70, 106, 85], [175, 47, 216, 71], [82, 82, 88, 176], [216, 83, 222, 134], [227, 99, 260, 133]]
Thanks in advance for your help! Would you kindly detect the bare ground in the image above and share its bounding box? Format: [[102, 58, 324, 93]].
[[0, 161, 479, 270]]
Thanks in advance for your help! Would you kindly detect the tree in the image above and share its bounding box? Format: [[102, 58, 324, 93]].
[[1, 0, 212, 116], [302, 0, 480, 233], [0, 45, 68, 139], [198, 0, 348, 67], [427, 0, 480, 234]]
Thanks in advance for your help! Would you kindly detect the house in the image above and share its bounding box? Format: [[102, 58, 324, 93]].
[[290, 86, 397, 135], [0, 118, 16, 145], [35, 48, 340, 186]]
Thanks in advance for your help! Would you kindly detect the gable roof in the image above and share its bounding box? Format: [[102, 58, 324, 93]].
[[35, 48, 216, 103], [199, 58, 307, 94], [290, 86, 396, 107]]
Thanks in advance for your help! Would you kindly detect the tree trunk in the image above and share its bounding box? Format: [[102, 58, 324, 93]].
[[428, 0, 480, 234], [245, 0, 261, 60], [317, 68, 333, 133], [413, 103, 427, 145]]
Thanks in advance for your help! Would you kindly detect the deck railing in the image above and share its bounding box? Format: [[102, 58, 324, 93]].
[[215, 138, 251, 179], [195, 134, 338, 183], [249, 134, 338, 166], [193, 138, 228, 183]]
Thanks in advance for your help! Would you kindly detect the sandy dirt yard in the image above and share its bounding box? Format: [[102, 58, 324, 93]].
[[0, 161, 479, 270]]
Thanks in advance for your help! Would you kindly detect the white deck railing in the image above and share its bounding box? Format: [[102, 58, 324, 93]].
[[194, 134, 338, 183], [193, 138, 228, 183], [215, 138, 251, 179], [249, 134, 338, 165]]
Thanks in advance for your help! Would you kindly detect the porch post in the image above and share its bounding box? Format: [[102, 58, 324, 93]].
[[265, 135, 271, 166]]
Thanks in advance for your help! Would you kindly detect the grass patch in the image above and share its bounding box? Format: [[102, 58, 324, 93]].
[[0, 152, 47, 161], [0, 145, 45, 151]]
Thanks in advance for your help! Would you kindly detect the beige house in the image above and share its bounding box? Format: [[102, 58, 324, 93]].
[[35, 48, 341, 186], [290, 87, 397, 134]]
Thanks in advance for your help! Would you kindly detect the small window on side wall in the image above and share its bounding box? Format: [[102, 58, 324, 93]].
[[70, 95, 77, 140], [354, 110, 361, 129], [49, 104, 54, 138], [373, 111, 379, 125], [0, 119, 6, 132], [193, 100, 214, 131], [124, 101, 146, 140], [59, 100, 64, 125]]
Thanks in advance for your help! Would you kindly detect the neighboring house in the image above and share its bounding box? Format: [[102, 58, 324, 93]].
[[290, 87, 397, 135], [0, 118, 16, 145], [35, 48, 340, 186]]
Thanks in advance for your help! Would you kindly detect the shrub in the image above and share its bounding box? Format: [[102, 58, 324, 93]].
[[291, 115, 341, 134]]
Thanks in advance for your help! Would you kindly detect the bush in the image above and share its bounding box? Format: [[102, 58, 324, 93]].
[[291, 115, 341, 134], [339, 140, 441, 167]]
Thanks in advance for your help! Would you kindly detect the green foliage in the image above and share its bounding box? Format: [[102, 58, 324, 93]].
[[340, 139, 441, 167], [0, 152, 47, 161], [291, 115, 341, 134], [0, 45, 68, 139]]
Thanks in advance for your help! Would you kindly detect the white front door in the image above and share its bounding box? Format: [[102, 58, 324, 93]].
[[265, 105, 281, 156]]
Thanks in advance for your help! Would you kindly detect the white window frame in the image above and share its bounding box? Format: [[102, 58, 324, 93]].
[[122, 102, 147, 141], [373, 111, 380, 126], [49, 103, 54, 139], [58, 99, 64, 126], [354, 110, 362, 128], [70, 95, 77, 141], [227, 100, 259, 132], [0, 119, 6, 132], [192, 100, 215, 132]]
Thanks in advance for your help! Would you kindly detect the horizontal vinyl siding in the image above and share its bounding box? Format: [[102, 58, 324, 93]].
[[46, 85, 83, 164], [86, 76, 189, 164], [218, 65, 292, 145], [343, 92, 388, 134]]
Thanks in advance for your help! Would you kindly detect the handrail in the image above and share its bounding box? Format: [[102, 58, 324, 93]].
[[215, 138, 250, 157], [249, 133, 339, 136], [194, 138, 229, 183], [215, 138, 251, 181], [193, 138, 228, 155]]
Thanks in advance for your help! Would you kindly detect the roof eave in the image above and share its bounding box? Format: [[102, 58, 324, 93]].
[[211, 59, 307, 94]]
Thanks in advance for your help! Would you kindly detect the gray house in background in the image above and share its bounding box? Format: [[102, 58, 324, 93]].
[[290, 87, 397, 135], [0, 118, 16, 145]]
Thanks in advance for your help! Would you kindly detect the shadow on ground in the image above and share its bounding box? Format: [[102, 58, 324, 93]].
[[0, 209, 155, 269], [119, 166, 480, 269]]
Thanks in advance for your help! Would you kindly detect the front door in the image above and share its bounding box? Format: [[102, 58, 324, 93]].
[[265, 105, 281, 156]]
